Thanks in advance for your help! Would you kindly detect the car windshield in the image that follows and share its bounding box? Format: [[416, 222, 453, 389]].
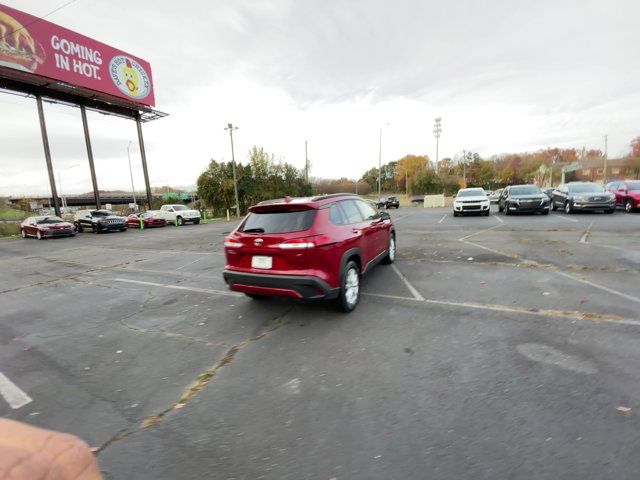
[[240, 210, 316, 233], [457, 189, 485, 197], [568, 184, 605, 193], [172, 205, 188, 211], [628, 183, 640, 191], [510, 186, 541, 195], [92, 211, 113, 217]]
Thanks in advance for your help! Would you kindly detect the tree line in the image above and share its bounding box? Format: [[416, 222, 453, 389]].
[[197, 146, 312, 215], [359, 137, 640, 195]]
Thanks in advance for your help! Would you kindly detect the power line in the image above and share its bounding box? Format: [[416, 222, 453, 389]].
[[0, 0, 78, 43]]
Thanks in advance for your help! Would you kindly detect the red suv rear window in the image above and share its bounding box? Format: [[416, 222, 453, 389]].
[[240, 210, 316, 234]]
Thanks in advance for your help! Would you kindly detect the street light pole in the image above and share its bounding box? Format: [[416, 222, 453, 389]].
[[225, 123, 241, 217], [127, 141, 137, 208], [603, 134, 608, 184], [378, 127, 382, 199], [433, 117, 442, 173]]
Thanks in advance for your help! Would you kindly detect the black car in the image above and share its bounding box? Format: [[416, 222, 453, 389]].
[[549, 182, 615, 214], [74, 209, 128, 233], [384, 196, 400, 209], [498, 185, 550, 215]]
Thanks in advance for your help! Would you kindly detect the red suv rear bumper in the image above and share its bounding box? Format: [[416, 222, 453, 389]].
[[223, 270, 339, 300]]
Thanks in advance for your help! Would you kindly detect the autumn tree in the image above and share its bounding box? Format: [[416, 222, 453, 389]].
[[395, 154, 429, 192]]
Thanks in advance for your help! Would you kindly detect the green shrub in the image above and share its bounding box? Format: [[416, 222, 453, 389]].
[[0, 222, 21, 237]]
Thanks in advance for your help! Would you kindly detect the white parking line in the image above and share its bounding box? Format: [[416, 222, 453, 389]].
[[112, 278, 242, 297], [390, 264, 425, 301], [362, 292, 640, 326], [579, 222, 594, 244], [438, 215, 447, 224], [554, 270, 640, 305], [458, 223, 503, 242], [555, 214, 579, 223], [494, 215, 504, 224], [0, 372, 32, 409]]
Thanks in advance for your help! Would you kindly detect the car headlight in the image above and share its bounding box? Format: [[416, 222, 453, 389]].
[[574, 196, 586, 202]]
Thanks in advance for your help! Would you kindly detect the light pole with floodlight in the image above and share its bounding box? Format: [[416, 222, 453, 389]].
[[433, 117, 442, 172]]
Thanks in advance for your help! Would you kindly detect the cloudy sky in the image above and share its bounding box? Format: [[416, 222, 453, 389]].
[[1, 0, 639, 196]]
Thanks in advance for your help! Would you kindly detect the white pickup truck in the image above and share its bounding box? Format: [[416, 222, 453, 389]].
[[154, 204, 201, 226]]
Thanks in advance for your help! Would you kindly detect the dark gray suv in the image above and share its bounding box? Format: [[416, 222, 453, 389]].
[[549, 182, 616, 214]]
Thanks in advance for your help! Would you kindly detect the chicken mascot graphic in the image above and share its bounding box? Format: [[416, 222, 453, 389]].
[[122, 58, 139, 96]]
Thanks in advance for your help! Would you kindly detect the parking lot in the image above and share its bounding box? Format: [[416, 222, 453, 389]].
[[2, 206, 640, 479]]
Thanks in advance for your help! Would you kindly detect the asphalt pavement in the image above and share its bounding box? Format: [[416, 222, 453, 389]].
[[1, 206, 639, 479]]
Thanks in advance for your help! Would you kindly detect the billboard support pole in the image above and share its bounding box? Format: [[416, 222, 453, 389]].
[[36, 95, 61, 216], [80, 105, 101, 209], [136, 112, 153, 208]]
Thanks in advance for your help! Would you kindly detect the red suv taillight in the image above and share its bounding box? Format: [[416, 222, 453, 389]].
[[278, 239, 316, 249], [224, 237, 243, 248]]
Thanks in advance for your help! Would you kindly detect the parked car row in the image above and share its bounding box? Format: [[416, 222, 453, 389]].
[[20, 204, 202, 240], [454, 181, 638, 216]]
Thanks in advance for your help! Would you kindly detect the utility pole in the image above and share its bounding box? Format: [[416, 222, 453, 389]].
[[462, 150, 467, 186], [225, 123, 241, 217], [433, 117, 442, 173], [603, 134, 608, 184], [405, 166, 408, 196], [305, 140, 309, 183], [378, 127, 382, 199], [127, 141, 137, 208]]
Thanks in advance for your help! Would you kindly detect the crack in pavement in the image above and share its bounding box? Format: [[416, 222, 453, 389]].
[[116, 290, 225, 348], [0, 257, 141, 295], [95, 305, 296, 456]]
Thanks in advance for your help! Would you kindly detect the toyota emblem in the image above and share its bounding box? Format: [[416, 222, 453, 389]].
[[254, 238, 264, 246]]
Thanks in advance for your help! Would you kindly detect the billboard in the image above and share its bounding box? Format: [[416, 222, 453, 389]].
[[0, 3, 155, 106]]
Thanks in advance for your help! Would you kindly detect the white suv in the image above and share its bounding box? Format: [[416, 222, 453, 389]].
[[155, 204, 201, 225], [453, 188, 490, 216]]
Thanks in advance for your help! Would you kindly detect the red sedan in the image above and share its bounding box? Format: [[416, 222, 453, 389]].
[[125, 212, 167, 228], [20, 216, 77, 239]]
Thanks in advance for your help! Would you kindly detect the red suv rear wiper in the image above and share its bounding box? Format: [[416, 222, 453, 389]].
[[242, 228, 265, 233]]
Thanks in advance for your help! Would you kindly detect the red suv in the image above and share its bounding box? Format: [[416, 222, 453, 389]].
[[606, 180, 640, 213], [223, 194, 396, 312]]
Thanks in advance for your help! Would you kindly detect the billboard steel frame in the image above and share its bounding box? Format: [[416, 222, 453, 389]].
[[0, 71, 167, 216]]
